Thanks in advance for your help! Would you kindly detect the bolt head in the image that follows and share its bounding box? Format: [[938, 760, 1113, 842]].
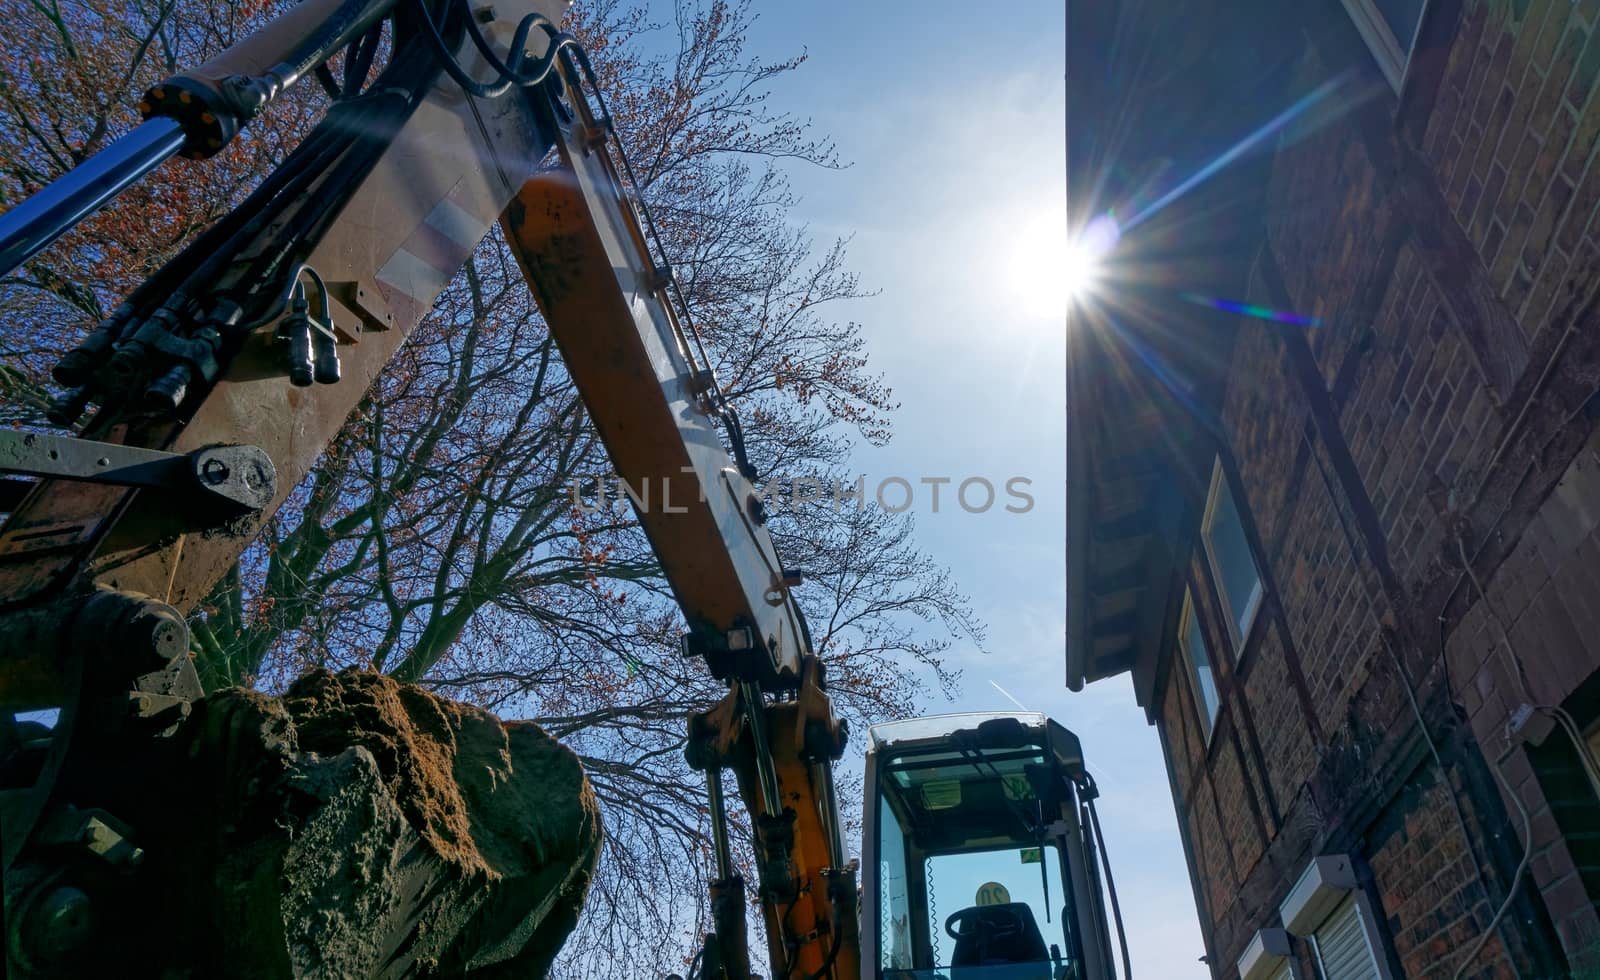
[[201, 457, 230, 484], [149, 618, 187, 660]]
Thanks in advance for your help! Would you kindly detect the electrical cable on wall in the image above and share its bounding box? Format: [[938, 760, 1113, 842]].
[[1448, 535, 1600, 977], [1449, 745, 1532, 980]]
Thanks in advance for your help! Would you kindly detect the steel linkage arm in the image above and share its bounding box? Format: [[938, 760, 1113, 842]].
[[686, 658, 859, 980], [501, 49, 858, 975]]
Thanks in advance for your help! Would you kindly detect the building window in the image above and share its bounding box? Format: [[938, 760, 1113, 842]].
[[1201, 459, 1264, 652], [1280, 855, 1393, 980], [1179, 589, 1220, 741], [1339, 0, 1426, 91], [1310, 896, 1384, 980]]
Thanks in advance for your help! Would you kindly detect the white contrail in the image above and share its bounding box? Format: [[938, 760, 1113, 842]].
[[989, 680, 1029, 712]]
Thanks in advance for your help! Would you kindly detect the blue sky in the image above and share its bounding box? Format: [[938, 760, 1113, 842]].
[[736, 2, 1212, 976]]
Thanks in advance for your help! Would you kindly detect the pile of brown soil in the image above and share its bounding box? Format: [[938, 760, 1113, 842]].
[[166, 669, 600, 978]]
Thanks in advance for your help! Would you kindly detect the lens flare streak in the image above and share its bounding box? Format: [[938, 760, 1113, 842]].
[[1121, 74, 1351, 233], [1179, 292, 1321, 327]]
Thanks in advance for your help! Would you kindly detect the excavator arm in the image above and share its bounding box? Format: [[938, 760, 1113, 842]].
[[503, 65, 860, 978], [0, 0, 856, 976]]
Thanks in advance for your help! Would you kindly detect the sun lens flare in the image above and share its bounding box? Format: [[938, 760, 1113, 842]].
[[1063, 240, 1101, 298], [999, 210, 1121, 321], [1065, 212, 1120, 301]]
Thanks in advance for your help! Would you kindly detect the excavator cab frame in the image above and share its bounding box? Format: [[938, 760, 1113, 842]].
[[861, 713, 1123, 980]]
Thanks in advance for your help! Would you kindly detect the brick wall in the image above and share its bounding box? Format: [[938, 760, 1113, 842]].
[[1239, 622, 1318, 816], [1426, 0, 1600, 347], [1146, 0, 1600, 976], [1367, 775, 1507, 979]]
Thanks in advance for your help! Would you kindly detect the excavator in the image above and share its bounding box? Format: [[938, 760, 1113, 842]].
[[0, 0, 1131, 976]]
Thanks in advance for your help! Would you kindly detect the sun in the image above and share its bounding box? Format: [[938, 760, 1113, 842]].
[[1063, 238, 1103, 298], [1001, 212, 1120, 320], [1067, 213, 1121, 299]]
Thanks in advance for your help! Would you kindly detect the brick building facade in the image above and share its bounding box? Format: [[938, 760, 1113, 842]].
[[1067, 1, 1600, 977]]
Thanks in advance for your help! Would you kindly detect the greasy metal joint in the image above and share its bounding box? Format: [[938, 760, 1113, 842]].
[[73, 589, 190, 675], [125, 691, 192, 737], [7, 868, 96, 974], [679, 624, 756, 662], [0, 588, 191, 708], [753, 809, 798, 904], [684, 685, 740, 772], [794, 655, 846, 762], [140, 76, 246, 159], [37, 806, 144, 869]]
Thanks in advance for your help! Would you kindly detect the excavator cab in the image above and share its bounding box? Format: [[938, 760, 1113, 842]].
[[861, 713, 1121, 980]]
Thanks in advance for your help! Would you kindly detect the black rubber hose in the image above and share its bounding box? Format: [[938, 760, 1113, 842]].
[[97, 116, 342, 333], [170, 114, 355, 304], [1085, 793, 1133, 980], [343, 22, 385, 94], [178, 23, 436, 312], [409, 0, 578, 99], [258, 0, 401, 96], [410, 0, 513, 98], [797, 927, 843, 980], [460, 6, 576, 87]]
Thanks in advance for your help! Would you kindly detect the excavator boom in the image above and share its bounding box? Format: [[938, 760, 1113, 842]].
[[0, 0, 855, 975]]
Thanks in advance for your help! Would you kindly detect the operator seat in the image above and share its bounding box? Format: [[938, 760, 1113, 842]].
[[949, 902, 1049, 973]]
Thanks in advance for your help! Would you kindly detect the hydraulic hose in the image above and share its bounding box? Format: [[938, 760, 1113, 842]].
[[1085, 792, 1133, 980], [0, 0, 400, 278], [145, 0, 401, 155]]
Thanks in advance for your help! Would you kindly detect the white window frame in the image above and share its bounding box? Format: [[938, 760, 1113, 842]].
[[1338, 0, 1427, 92], [1178, 588, 1220, 743], [1200, 458, 1264, 654]]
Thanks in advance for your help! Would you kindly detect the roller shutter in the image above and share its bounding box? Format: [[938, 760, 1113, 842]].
[[1310, 896, 1380, 980]]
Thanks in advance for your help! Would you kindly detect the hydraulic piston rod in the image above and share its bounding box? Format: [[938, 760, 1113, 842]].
[[0, 119, 186, 278]]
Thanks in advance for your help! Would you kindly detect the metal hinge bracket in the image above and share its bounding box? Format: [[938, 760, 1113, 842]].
[[0, 431, 276, 514]]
